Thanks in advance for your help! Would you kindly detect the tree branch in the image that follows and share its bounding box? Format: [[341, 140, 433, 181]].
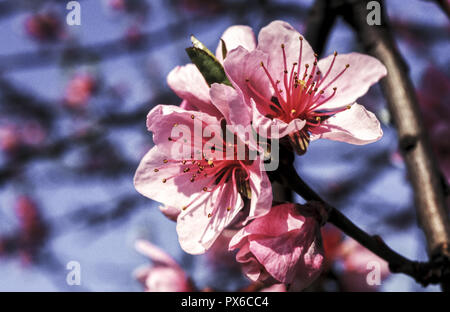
[[336, 0, 450, 290], [278, 162, 450, 287]]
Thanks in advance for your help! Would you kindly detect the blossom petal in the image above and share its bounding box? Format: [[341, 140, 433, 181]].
[[224, 46, 272, 105], [310, 103, 383, 145], [135, 239, 179, 268], [215, 25, 256, 63], [209, 83, 251, 126], [316, 52, 387, 109], [257, 20, 316, 84], [176, 181, 244, 254], [246, 158, 272, 221], [134, 146, 214, 208], [146, 104, 220, 158], [167, 64, 222, 117]]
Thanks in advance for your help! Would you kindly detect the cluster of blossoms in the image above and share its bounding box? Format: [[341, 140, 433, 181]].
[[134, 21, 386, 289]]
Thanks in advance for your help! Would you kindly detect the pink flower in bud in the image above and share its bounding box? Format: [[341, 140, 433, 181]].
[[134, 240, 194, 292], [321, 224, 343, 269], [107, 0, 126, 11], [223, 21, 385, 154], [124, 25, 144, 48], [158, 205, 180, 221], [64, 73, 97, 109], [337, 239, 390, 291], [229, 203, 324, 289], [14, 195, 48, 263], [24, 12, 63, 42], [0, 124, 20, 152]]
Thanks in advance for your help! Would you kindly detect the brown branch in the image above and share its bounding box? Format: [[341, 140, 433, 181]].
[[335, 0, 450, 290], [278, 162, 449, 287]]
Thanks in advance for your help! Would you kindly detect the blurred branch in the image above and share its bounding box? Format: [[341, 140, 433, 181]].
[[304, 0, 337, 56], [428, 0, 450, 19]]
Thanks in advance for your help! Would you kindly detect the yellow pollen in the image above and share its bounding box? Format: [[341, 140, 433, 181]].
[[182, 160, 187, 164], [291, 109, 297, 114], [207, 159, 214, 166], [299, 80, 306, 86], [173, 123, 178, 127], [346, 105, 352, 109], [226, 207, 231, 211], [316, 116, 321, 121]]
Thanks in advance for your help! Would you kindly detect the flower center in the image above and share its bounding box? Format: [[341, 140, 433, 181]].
[[246, 37, 352, 154]]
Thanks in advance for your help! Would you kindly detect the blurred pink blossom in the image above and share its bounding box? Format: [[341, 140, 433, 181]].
[[63, 73, 97, 109], [134, 240, 194, 292], [337, 239, 390, 292], [24, 12, 64, 42]]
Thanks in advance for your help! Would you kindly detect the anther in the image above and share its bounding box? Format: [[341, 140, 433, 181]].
[[191, 115, 195, 119], [345, 64, 350, 68], [162, 178, 167, 183], [163, 159, 168, 164], [203, 187, 208, 192]]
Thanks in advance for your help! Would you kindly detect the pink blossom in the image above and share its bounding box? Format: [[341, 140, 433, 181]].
[[134, 27, 272, 254], [229, 203, 324, 289], [337, 239, 390, 291], [24, 12, 64, 42], [63, 73, 97, 109], [0, 124, 20, 152], [134, 100, 272, 254], [223, 21, 386, 154], [134, 240, 194, 292]]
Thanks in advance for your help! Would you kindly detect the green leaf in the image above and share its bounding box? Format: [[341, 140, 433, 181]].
[[220, 39, 228, 60], [185, 36, 232, 87]]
